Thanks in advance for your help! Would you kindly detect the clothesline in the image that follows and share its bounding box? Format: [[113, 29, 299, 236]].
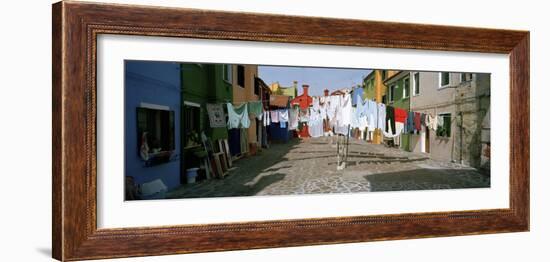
[[220, 99, 270, 106], [207, 93, 444, 142]]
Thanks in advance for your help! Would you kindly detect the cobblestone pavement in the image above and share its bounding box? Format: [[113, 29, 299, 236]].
[[167, 137, 490, 199]]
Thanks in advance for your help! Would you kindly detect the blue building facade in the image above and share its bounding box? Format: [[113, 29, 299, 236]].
[[124, 60, 182, 191]]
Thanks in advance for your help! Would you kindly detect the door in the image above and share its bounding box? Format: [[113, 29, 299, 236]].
[[420, 127, 425, 153], [425, 126, 430, 153]]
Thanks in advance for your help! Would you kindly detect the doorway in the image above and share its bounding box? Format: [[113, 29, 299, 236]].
[[424, 126, 430, 153]]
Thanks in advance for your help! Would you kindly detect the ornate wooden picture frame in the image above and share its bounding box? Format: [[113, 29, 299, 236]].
[[52, 1, 529, 261]]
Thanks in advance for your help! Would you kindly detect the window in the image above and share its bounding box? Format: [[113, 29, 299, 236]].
[[439, 72, 450, 88], [389, 84, 395, 102], [137, 107, 175, 166], [382, 70, 387, 80], [182, 104, 202, 147], [137, 107, 175, 152], [223, 65, 232, 83], [413, 72, 420, 95], [436, 113, 452, 138], [237, 65, 245, 88], [403, 77, 410, 98], [460, 73, 473, 82], [365, 78, 373, 90]]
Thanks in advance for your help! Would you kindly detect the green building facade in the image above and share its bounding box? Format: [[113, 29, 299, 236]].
[[180, 63, 232, 142], [384, 72, 412, 151]]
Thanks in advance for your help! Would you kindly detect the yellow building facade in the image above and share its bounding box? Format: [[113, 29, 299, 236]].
[[363, 69, 400, 144]]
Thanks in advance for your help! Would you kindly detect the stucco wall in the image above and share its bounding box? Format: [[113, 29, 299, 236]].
[[181, 64, 232, 141], [409, 72, 458, 161], [409, 72, 491, 167], [232, 65, 260, 145], [125, 60, 182, 190]]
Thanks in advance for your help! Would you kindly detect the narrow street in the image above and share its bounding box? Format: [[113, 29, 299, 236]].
[[167, 137, 490, 199]]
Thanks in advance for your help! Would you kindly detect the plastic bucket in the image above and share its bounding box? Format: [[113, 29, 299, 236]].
[[186, 168, 199, 184]]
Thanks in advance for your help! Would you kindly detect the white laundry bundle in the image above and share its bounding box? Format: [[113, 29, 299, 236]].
[[351, 98, 369, 130], [270, 110, 279, 123], [327, 95, 339, 125], [308, 107, 324, 138], [288, 107, 299, 130], [263, 111, 271, 127], [278, 109, 289, 128], [377, 103, 386, 132], [335, 94, 352, 135], [366, 100, 378, 132]]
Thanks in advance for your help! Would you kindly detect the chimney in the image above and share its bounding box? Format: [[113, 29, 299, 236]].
[[324, 89, 329, 97], [302, 84, 309, 96], [293, 80, 298, 88]]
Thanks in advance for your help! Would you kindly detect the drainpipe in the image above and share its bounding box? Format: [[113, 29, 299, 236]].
[[409, 73, 412, 152], [458, 111, 463, 164]]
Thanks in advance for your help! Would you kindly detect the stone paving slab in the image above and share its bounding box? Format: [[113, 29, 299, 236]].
[[167, 137, 490, 199]]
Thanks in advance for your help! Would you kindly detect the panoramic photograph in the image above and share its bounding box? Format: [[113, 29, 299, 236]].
[[124, 60, 491, 200]]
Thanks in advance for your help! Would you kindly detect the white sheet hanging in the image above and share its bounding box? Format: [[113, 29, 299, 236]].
[[289, 107, 299, 130], [308, 107, 324, 138], [227, 103, 250, 129], [335, 94, 352, 135]]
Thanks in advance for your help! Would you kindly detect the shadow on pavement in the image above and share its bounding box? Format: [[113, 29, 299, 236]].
[[166, 139, 299, 199], [364, 168, 490, 192]]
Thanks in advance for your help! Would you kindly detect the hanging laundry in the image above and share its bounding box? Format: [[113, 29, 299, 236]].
[[279, 109, 289, 122], [414, 112, 421, 131], [394, 107, 408, 123], [312, 97, 320, 111], [350, 106, 359, 129], [226, 103, 250, 129], [263, 110, 271, 127], [299, 107, 309, 123], [278, 109, 289, 128], [366, 99, 377, 132], [206, 103, 226, 128], [352, 88, 364, 107], [270, 110, 279, 123], [289, 107, 299, 130], [335, 94, 352, 135], [308, 107, 324, 138], [352, 97, 368, 130], [327, 95, 339, 124], [437, 115, 444, 127], [377, 102, 386, 132], [426, 114, 438, 130], [247, 101, 263, 120], [421, 113, 427, 126], [383, 122, 405, 147], [396, 122, 405, 135], [319, 99, 328, 121], [403, 111, 413, 133], [320, 98, 331, 134], [383, 124, 402, 138], [386, 105, 396, 135], [336, 94, 350, 129], [340, 94, 352, 126]]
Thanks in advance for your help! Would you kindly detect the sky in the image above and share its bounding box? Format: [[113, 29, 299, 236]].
[[258, 65, 372, 96]]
